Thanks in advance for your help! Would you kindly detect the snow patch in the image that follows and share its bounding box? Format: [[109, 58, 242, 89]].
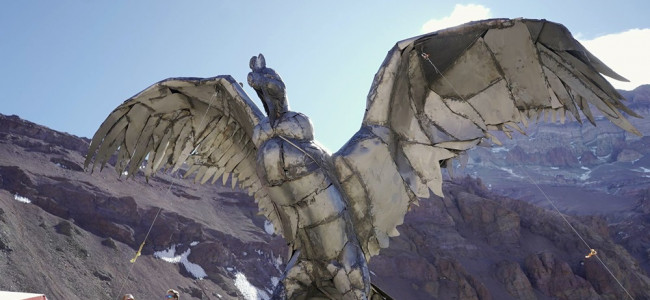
[[154, 245, 182, 263], [490, 147, 509, 153], [499, 167, 523, 178], [190, 241, 199, 246], [579, 168, 592, 181], [273, 255, 283, 271], [264, 220, 275, 235], [154, 245, 207, 279], [636, 167, 650, 173], [270, 276, 279, 288], [14, 194, 31, 204], [234, 272, 270, 300]]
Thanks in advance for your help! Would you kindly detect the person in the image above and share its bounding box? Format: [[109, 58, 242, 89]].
[[166, 289, 179, 299], [121, 294, 135, 300]]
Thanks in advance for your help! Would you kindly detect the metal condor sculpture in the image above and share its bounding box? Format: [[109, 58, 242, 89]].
[[86, 19, 641, 299]]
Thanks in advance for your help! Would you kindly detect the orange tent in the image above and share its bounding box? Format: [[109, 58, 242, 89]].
[[0, 291, 47, 300]]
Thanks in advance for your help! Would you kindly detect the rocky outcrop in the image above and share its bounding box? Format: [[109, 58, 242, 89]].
[[620, 85, 650, 114], [368, 176, 650, 299], [609, 189, 650, 285], [616, 149, 642, 162], [505, 146, 581, 168], [0, 114, 88, 154], [580, 150, 599, 166], [370, 253, 492, 300], [495, 260, 536, 299], [524, 252, 599, 299]]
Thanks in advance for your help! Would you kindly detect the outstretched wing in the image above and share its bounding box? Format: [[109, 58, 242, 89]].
[[333, 18, 641, 259], [85, 76, 282, 236]]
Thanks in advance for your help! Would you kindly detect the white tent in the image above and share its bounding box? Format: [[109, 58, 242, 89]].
[[0, 291, 47, 300]]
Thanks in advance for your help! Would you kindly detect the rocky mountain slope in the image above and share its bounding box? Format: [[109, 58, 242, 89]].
[[1, 86, 650, 300], [458, 85, 650, 277]]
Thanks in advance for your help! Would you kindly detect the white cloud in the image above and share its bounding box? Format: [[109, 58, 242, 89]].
[[421, 4, 491, 33], [579, 29, 650, 90]]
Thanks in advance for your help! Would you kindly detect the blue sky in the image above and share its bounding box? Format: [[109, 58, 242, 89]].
[[2, 1, 649, 151]]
